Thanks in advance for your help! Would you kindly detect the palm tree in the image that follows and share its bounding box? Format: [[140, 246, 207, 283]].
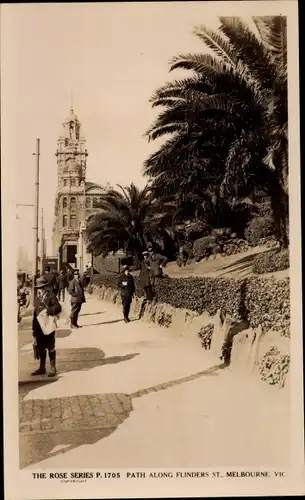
[[144, 16, 288, 247], [85, 183, 175, 259]]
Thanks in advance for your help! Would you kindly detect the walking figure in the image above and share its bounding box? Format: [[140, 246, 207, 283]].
[[31, 276, 61, 377], [68, 269, 86, 328], [117, 265, 135, 323]]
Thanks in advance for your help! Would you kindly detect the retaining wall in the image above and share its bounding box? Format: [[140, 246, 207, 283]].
[[89, 277, 290, 390]]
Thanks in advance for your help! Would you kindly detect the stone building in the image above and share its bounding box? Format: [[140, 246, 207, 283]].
[[52, 107, 107, 272]]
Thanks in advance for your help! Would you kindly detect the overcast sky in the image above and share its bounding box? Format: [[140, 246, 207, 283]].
[[1, 1, 291, 259]]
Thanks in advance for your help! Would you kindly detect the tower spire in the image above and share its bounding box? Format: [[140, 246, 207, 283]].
[[70, 89, 74, 113]]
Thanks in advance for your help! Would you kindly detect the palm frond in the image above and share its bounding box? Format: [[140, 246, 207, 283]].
[[194, 24, 238, 66]]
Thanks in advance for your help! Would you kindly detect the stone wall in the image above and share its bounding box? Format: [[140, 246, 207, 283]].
[[89, 277, 290, 390]]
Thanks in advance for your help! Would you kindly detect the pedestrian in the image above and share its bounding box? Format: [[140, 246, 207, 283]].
[[147, 243, 168, 299], [139, 251, 155, 302], [117, 264, 135, 323], [57, 269, 67, 302], [68, 269, 86, 328], [67, 268, 74, 283], [82, 265, 90, 290], [43, 266, 58, 293], [31, 276, 62, 377], [178, 244, 187, 267]]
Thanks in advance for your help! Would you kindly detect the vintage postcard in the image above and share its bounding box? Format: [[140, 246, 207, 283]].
[[1, 1, 304, 499]]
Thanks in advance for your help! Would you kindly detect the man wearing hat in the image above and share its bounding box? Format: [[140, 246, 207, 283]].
[[43, 266, 58, 294], [117, 264, 135, 323], [139, 251, 155, 302], [68, 269, 86, 328], [146, 243, 168, 299], [31, 276, 62, 377]]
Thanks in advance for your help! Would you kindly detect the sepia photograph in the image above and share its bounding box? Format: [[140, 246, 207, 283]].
[[1, 1, 304, 499]]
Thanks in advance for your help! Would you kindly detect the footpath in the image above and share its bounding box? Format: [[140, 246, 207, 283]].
[[18, 294, 289, 469]]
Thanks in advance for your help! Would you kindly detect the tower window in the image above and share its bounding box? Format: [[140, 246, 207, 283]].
[[71, 179, 76, 186], [70, 197, 76, 210], [63, 197, 67, 208], [70, 214, 77, 228], [86, 197, 91, 209], [93, 197, 99, 208], [63, 215, 68, 227], [64, 179, 68, 187]]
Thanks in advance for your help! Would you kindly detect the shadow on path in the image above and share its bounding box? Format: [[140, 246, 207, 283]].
[[218, 248, 275, 275], [19, 348, 140, 386], [80, 311, 105, 317], [130, 362, 227, 398], [85, 319, 124, 326], [19, 360, 227, 468]]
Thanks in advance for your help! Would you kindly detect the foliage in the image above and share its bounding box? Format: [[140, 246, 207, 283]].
[[222, 238, 250, 256], [198, 324, 214, 350], [245, 214, 275, 246], [252, 249, 289, 274], [144, 16, 288, 247], [92, 273, 290, 337], [85, 183, 176, 259], [259, 346, 290, 387], [193, 235, 219, 261]]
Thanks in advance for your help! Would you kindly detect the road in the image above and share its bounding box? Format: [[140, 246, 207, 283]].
[[19, 294, 289, 469]]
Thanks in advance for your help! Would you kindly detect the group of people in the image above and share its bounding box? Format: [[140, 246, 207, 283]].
[[117, 243, 168, 323], [28, 245, 167, 377], [30, 266, 88, 378]]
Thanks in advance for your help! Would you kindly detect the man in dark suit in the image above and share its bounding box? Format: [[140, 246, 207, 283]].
[[32, 276, 62, 377], [43, 266, 58, 294], [68, 269, 86, 328], [117, 265, 135, 323], [57, 270, 68, 302]]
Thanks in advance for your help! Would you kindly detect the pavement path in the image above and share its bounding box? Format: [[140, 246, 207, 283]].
[[19, 294, 289, 469]]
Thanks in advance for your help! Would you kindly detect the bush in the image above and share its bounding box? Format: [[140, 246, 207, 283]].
[[222, 238, 250, 256], [245, 214, 275, 246], [92, 273, 290, 337], [259, 346, 290, 387], [193, 236, 218, 261], [198, 324, 214, 350], [245, 276, 290, 337], [252, 249, 289, 274]]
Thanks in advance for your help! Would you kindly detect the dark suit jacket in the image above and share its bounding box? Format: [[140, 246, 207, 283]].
[[117, 273, 135, 298], [44, 272, 58, 292], [58, 274, 68, 289], [68, 278, 86, 304], [32, 291, 62, 336]]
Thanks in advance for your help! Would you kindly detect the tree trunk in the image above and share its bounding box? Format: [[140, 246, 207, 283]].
[[268, 181, 289, 249]]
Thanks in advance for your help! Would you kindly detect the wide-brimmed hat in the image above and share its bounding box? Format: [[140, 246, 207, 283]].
[[142, 251, 149, 255], [73, 269, 80, 274], [35, 277, 49, 288]]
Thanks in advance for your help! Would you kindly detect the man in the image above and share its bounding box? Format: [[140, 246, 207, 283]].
[[147, 243, 168, 298], [82, 265, 90, 290], [32, 276, 61, 377], [68, 269, 86, 328], [57, 270, 68, 302], [43, 266, 58, 293], [117, 265, 135, 323], [139, 251, 155, 302]]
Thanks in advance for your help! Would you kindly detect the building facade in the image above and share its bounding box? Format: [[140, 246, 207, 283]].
[[52, 107, 106, 272]]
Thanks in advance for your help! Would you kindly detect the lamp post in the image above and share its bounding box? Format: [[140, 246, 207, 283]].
[[32, 138, 40, 301]]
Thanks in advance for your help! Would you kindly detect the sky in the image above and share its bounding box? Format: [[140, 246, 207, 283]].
[[1, 1, 289, 260]]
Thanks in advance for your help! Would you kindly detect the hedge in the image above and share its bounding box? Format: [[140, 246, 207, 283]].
[[91, 273, 290, 337], [252, 249, 290, 274]]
